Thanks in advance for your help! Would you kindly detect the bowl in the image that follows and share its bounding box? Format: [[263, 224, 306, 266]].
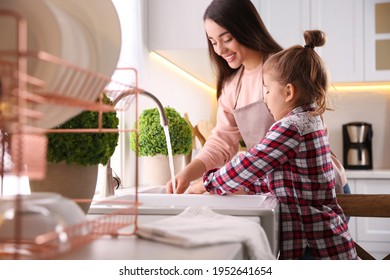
[[0, 192, 86, 242]]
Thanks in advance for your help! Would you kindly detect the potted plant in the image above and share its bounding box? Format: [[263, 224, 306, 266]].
[[30, 94, 119, 213], [130, 107, 192, 186]]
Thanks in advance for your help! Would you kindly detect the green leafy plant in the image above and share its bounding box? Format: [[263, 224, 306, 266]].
[[47, 94, 119, 166], [130, 107, 192, 156]]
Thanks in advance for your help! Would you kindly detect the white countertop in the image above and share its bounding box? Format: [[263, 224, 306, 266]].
[[56, 235, 244, 260], [345, 169, 390, 179]]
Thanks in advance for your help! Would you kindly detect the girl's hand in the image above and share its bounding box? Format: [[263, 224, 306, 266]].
[[187, 179, 208, 194]]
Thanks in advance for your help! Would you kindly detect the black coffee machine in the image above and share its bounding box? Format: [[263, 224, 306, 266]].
[[342, 122, 373, 170]]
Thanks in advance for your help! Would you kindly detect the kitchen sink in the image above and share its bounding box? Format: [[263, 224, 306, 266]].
[[90, 185, 276, 214], [89, 186, 280, 257]]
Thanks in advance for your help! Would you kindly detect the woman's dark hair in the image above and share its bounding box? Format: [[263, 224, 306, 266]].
[[263, 30, 329, 115], [203, 0, 282, 99]]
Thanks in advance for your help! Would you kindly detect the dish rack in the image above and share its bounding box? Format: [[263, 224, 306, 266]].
[[0, 10, 140, 259]]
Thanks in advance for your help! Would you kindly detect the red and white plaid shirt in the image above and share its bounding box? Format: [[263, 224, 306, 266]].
[[204, 104, 357, 259]]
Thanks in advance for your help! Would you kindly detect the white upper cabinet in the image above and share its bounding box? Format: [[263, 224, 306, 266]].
[[259, 0, 365, 84], [260, 0, 390, 83], [310, 0, 365, 83], [364, 0, 390, 81], [257, 0, 311, 49], [148, 0, 215, 86], [148, 0, 211, 50], [148, 0, 389, 84]]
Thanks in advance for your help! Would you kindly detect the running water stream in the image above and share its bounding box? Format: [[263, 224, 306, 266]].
[[163, 125, 176, 193]]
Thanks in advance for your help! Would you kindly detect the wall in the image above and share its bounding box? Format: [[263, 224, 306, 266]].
[[109, 0, 217, 188], [323, 90, 390, 169], [112, 0, 216, 124]]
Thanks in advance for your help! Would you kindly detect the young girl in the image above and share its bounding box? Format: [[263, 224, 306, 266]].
[[202, 30, 358, 260]]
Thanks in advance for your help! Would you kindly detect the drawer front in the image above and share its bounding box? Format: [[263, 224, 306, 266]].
[[356, 179, 390, 242]]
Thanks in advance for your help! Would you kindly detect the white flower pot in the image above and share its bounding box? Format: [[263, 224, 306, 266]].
[[138, 155, 184, 187], [29, 162, 98, 214]]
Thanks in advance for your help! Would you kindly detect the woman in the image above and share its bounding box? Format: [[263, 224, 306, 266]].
[[166, 0, 349, 196], [167, 0, 282, 194]]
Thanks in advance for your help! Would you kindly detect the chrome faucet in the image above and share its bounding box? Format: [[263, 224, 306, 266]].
[[100, 89, 168, 197], [113, 89, 168, 126]]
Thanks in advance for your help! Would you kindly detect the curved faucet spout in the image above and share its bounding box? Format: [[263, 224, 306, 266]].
[[113, 89, 168, 126], [100, 89, 169, 198]]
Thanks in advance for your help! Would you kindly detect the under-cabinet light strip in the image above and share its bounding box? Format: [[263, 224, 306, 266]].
[[330, 83, 390, 92], [151, 52, 389, 94], [150, 51, 216, 95]]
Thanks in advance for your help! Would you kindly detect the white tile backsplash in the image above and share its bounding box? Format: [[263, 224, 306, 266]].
[[323, 91, 390, 169]]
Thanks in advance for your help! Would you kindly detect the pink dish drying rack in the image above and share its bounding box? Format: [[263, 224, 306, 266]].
[[0, 9, 141, 259]]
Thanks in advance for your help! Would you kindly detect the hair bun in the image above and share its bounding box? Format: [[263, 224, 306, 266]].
[[304, 30, 326, 48]]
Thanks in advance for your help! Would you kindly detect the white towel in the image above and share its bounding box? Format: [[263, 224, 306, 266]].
[[136, 207, 275, 260]]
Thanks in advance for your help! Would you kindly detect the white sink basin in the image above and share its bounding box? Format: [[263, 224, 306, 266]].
[[90, 186, 276, 215], [120, 193, 267, 208]]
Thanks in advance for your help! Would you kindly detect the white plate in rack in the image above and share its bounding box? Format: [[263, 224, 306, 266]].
[[0, 0, 62, 83], [0, 0, 121, 129], [38, 0, 97, 128], [49, 0, 122, 78], [39, 0, 122, 128]]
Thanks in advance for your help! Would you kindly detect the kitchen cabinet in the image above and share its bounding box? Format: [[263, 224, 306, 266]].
[[346, 171, 390, 259], [147, 0, 389, 85], [148, 0, 261, 50], [258, 0, 365, 83], [256, 0, 311, 49], [147, 0, 214, 85], [148, 0, 210, 50], [364, 0, 390, 81], [259, 0, 390, 83], [310, 0, 365, 83]]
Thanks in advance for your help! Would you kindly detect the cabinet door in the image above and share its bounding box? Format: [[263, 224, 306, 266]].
[[364, 0, 390, 81], [148, 0, 211, 50], [258, 0, 311, 49], [311, 0, 364, 83], [356, 179, 390, 259]]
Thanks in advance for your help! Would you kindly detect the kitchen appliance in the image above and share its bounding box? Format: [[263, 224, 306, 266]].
[[342, 122, 373, 169]]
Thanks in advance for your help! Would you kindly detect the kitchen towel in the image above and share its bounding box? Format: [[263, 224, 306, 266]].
[[136, 207, 275, 260]]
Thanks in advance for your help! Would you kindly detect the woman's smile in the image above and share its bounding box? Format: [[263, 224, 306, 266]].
[[223, 53, 236, 63]]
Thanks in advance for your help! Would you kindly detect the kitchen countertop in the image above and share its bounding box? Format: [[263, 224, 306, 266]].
[[55, 235, 244, 260], [345, 169, 390, 179], [60, 192, 280, 260]]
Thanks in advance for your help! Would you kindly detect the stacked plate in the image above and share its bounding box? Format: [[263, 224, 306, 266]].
[[0, 0, 122, 128]]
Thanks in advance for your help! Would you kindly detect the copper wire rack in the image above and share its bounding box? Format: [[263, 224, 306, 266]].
[[0, 9, 141, 259], [0, 204, 138, 260]]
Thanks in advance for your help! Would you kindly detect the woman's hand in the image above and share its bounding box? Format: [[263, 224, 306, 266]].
[[166, 174, 191, 194]]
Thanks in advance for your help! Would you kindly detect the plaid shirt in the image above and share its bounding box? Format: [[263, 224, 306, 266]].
[[204, 105, 357, 259]]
